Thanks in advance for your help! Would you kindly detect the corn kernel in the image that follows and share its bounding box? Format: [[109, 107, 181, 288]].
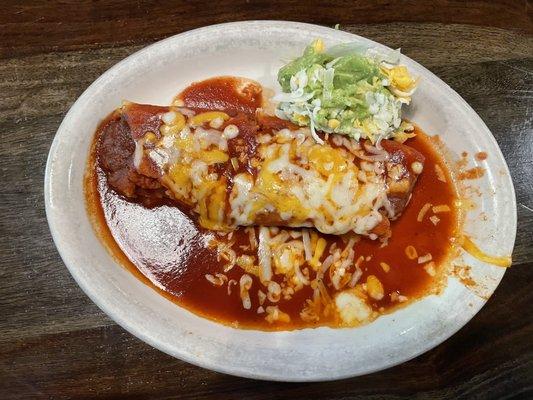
[[144, 131, 157, 142], [312, 38, 325, 53], [328, 119, 340, 129], [294, 113, 309, 125], [366, 275, 384, 300]]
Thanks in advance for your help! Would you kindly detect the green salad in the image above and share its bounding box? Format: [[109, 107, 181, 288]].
[[274, 40, 418, 144]]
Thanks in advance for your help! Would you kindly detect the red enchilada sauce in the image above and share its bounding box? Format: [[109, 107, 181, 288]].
[[86, 77, 459, 330]]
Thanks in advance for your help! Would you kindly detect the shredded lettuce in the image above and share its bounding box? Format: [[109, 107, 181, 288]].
[[274, 40, 418, 143]]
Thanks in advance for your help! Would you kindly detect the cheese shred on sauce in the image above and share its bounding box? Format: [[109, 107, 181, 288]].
[[459, 236, 512, 267]]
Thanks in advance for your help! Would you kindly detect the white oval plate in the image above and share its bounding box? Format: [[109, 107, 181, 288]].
[[45, 21, 516, 381]]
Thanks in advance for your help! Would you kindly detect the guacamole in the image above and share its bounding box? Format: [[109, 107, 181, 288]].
[[274, 40, 417, 143]]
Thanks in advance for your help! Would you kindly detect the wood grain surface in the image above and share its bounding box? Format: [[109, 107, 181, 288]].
[[1, 1, 532, 399]]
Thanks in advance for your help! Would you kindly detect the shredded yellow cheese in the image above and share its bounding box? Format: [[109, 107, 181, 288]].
[[459, 236, 512, 267], [380, 262, 390, 273], [434, 164, 446, 182], [432, 204, 451, 214], [417, 203, 432, 222], [309, 238, 327, 269], [310, 231, 319, 252], [190, 111, 229, 125], [405, 245, 418, 260]]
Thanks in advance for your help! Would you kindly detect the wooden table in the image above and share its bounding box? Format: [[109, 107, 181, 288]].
[[1, 1, 531, 398]]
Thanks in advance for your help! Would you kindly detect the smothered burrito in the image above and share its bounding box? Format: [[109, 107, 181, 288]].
[[86, 41, 508, 331], [99, 100, 424, 240]]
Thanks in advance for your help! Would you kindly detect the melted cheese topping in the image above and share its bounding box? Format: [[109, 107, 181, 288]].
[[136, 110, 392, 237], [229, 128, 388, 235]]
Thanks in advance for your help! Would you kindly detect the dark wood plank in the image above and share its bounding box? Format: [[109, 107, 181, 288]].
[[1, 0, 531, 58], [0, 6, 532, 399]]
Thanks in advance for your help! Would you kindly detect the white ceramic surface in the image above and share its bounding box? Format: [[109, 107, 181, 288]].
[[45, 21, 516, 381]]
